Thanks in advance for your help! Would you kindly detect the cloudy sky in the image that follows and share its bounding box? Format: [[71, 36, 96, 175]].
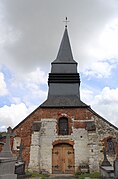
[[0, 0, 118, 131]]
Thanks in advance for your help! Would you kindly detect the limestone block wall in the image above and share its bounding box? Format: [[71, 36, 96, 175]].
[[12, 107, 118, 173], [29, 118, 91, 173], [39, 119, 57, 173], [29, 131, 40, 172], [72, 128, 89, 172], [88, 132, 100, 172]]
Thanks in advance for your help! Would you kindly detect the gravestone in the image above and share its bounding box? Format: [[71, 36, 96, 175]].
[[15, 144, 31, 178], [15, 144, 25, 175], [114, 154, 118, 178], [100, 148, 114, 178], [0, 127, 17, 179], [101, 148, 112, 167]]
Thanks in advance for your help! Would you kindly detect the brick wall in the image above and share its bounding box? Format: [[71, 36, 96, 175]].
[[13, 107, 91, 162], [12, 107, 118, 172]]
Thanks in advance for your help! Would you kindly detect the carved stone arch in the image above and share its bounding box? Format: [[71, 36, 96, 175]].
[[53, 139, 74, 146]]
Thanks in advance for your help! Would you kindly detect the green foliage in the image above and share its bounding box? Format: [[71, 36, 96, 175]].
[[26, 171, 49, 178], [75, 172, 101, 179]]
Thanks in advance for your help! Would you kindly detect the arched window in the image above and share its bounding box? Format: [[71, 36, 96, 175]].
[[107, 139, 115, 154], [58, 117, 69, 135]]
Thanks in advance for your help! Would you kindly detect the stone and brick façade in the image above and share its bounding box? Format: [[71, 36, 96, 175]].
[[12, 106, 118, 173]]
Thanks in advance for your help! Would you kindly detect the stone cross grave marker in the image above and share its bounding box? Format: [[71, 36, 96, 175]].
[[0, 127, 17, 179], [0, 127, 15, 158], [18, 143, 23, 162]]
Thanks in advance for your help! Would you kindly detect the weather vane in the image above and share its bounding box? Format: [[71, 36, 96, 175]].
[[63, 17, 69, 28]]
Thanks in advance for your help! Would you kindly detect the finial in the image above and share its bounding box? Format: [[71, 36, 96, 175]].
[[63, 17, 69, 28]]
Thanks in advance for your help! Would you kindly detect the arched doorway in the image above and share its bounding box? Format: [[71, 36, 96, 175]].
[[52, 143, 74, 174]]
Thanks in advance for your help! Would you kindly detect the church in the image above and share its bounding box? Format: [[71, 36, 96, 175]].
[[12, 25, 118, 174]]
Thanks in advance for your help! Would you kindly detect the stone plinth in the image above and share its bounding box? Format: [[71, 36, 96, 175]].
[[15, 161, 25, 175], [0, 157, 17, 179], [100, 166, 114, 178]]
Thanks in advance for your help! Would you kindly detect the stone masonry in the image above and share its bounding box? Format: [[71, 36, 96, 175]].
[[13, 107, 118, 174]]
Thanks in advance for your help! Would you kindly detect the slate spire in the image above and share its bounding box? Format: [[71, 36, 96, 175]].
[[53, 27, 77, 64], [40, 26, 88, 108]]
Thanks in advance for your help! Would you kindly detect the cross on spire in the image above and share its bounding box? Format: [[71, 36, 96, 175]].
[[63, 17, 69, 28]]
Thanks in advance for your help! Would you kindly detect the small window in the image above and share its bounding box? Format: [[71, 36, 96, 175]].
[[107, 139, 115, 154], [13, 137, 21, 150], [86, 121, 96, 131], [58, 117, 68, 135]]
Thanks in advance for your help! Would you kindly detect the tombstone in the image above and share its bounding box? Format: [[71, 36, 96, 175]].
[[0, 127, 17, 179], [100, 148, 114, 178], [15, 143, 31, 178], [15, 144, 25, 176], [101, 148, 112, 167]]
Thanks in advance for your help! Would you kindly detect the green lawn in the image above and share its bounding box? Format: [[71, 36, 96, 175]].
[[26, 171, 49, 179], [75, 172, 101, 179]]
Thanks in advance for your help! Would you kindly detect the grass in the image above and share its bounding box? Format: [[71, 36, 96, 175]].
[[26, 171, 49, 178], [75, 172, 101, 179]]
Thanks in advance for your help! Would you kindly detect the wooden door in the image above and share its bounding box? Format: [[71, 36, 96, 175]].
[[52, 144, 74, 174]]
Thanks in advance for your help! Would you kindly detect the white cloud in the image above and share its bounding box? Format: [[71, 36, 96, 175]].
[[0, 0, 117, 72], [81, 88, 94, 105], [80, 17, 118, 76], [85, 18, 118, 64], [93, 18, 118, 59], [11, 67, 48, 102], [0, 67, 48, 132], [82, 86, 118, 127], [83, 61, 116, 78], [26, 67, 47, 85], [0, 72, 8, 96], [94, 87, 118, 104], [0, 103, 36, 131]]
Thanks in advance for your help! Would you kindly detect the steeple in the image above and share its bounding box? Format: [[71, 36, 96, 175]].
[[51, 27, 77, 74], [52, 27, 77, 64], [40, 26, 87, 108]]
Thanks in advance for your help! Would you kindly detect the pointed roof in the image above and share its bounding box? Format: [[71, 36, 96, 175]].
[[52, 27, 77, 64], [40, 95, 88, 108], [40, 26, 88, 108]]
